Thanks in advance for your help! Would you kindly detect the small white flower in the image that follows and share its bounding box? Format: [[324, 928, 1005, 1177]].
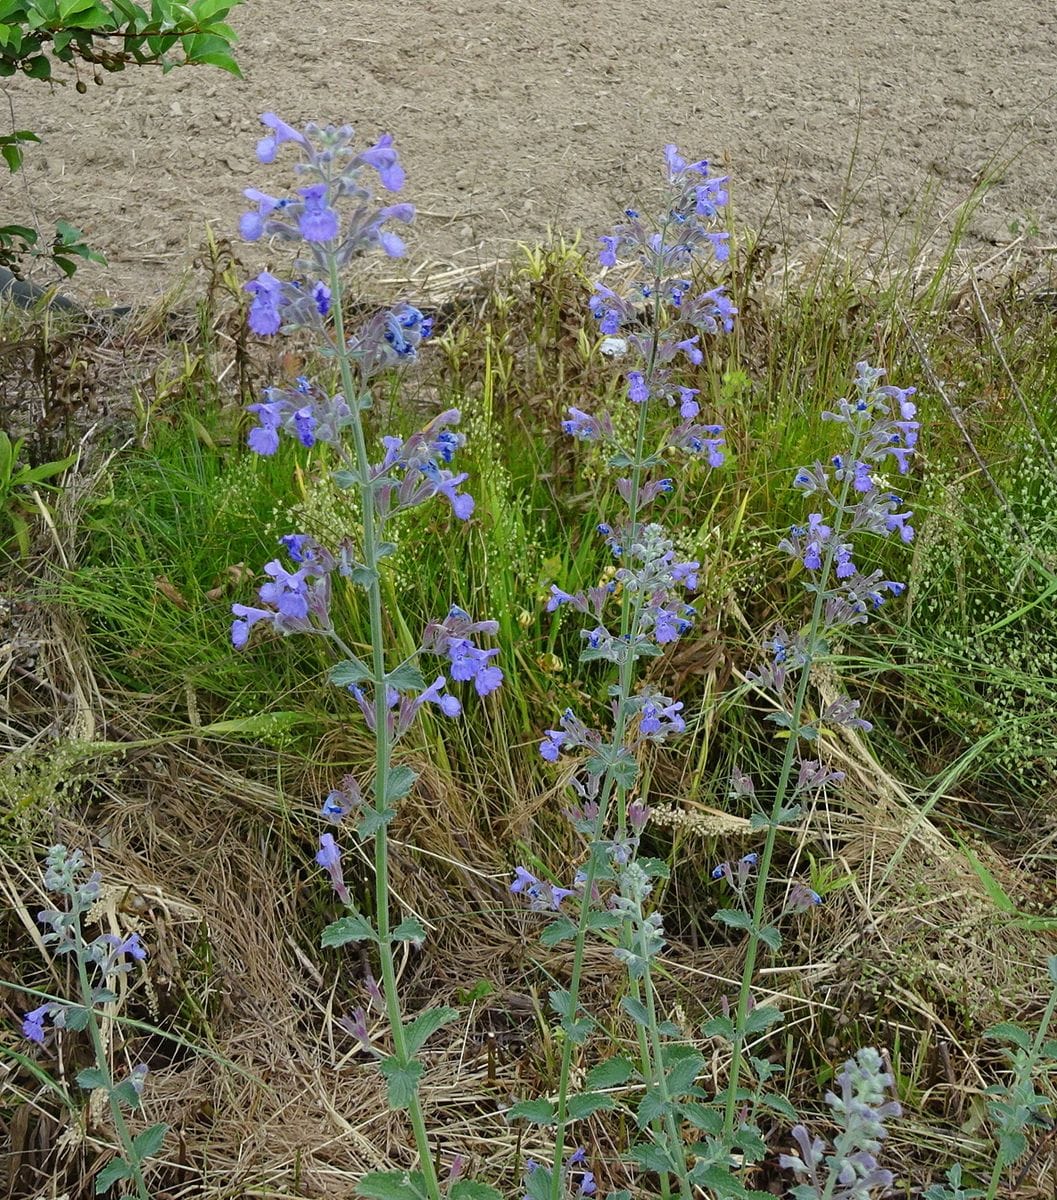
[[599, 336, 627, 358]]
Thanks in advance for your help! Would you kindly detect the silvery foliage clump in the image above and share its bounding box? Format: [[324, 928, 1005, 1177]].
[[21, 845, 165, 1199], [780, 1049, 902, 1200]]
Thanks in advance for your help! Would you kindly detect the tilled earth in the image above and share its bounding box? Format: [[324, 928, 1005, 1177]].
[[2, 0, 1056, 305]]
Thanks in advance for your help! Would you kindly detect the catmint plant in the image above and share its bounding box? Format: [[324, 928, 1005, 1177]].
[[21, 845, 165, 1200], [955, 956, 1057, 1200], [508, 145, 735, 1200], [231, 114, 501, 1200], [715, 362, 921, 1140], [779, 1047, 902, 1200]]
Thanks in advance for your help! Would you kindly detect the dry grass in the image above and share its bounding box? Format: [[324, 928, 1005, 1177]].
[[3, 590, 1054, 1199]]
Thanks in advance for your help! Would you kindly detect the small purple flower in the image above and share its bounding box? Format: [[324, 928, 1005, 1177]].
[[316, 833, 350, 903], [230, 602, 275, 649], [678, 387, 700, 419], [22, 1003, 51, 1045], [298, 184, 340, 242], [312, 282, 331, 318], [244, 270, 285, 336], [240, 187, 285, 240], [258, 559, 310, 619], [786, 883, 823, 913], [627, 371, 650, 403], [256, 112, 308, 163], [540, 728, 565, 761], [358, 133, 405, 192]]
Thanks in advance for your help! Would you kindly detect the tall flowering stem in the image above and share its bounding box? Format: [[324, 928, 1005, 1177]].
[[232, 116, 502, 1200], [511, 146, 735, 1200], [723, 364, 920, 1137]]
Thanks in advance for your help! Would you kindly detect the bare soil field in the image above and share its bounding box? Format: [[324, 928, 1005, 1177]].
[[1, 0, 1056, 303]]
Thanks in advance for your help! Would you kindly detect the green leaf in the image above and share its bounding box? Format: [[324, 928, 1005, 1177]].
[[757, 1091, 798, 1121], [23, 53, 50, 78], [702, 1015, 736, 1042], [743, 1005, 784, 1036], [386, 662, 426, 691], [450, 1184, 504, 1200], [378, 1057, 422, 1109], [713, 908, 753, 933], [506, 1098, 556, 1125], [332, 469, 358, 489], [637, 856, 670, 879], [2, 142, 21, 170], [385, 765, 418, 802], [76, 1066, 109, 1090], [620, 995, 649, 1025], [524, 1163, 554, 1200], [94, 1157, 131, 1193], [186, 46, 239, 72], [329, 657, 372, 687], [688, 1164, 753, 1198], [609, 754, 638, 790], [61, 1005, 89, 1031], [584, 1055, 637, 1090], [350, 565, 378, 587], [391, 917, 427, 944], [636, 1088, 668, 1128], [984, 1022, 1031, 1050], [321, 913, 378, 948], [958, 838, 1017, 913], [357, 1171, 427, 1200], [564, 1017, 595, 1045], [540, 916, 578, 946], [586, 909, 622, 932], [111, 1079, 142, 1109], [356, 807, 396, 837], [131, 1122, 167, 1159], [1048, 955, 1057, 985], [627, 1142, 676, 1173], [549, 987, 574, 1021], [567, 1091, 615, 1120], [665, 1052, 705, 1098], [680, 1100, 723, 1134], [403, 1006, 458, 1057], [199, 711, 320, 738], [757, 924, 781, 952], [16, 453, 77, 484]]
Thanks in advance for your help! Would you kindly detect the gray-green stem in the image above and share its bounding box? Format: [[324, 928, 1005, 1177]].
[[72, 908, 151, 1200], [723, 418, 868, 1137], [636, 899, 693, 1200], [327, 254, 442, 1200]]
